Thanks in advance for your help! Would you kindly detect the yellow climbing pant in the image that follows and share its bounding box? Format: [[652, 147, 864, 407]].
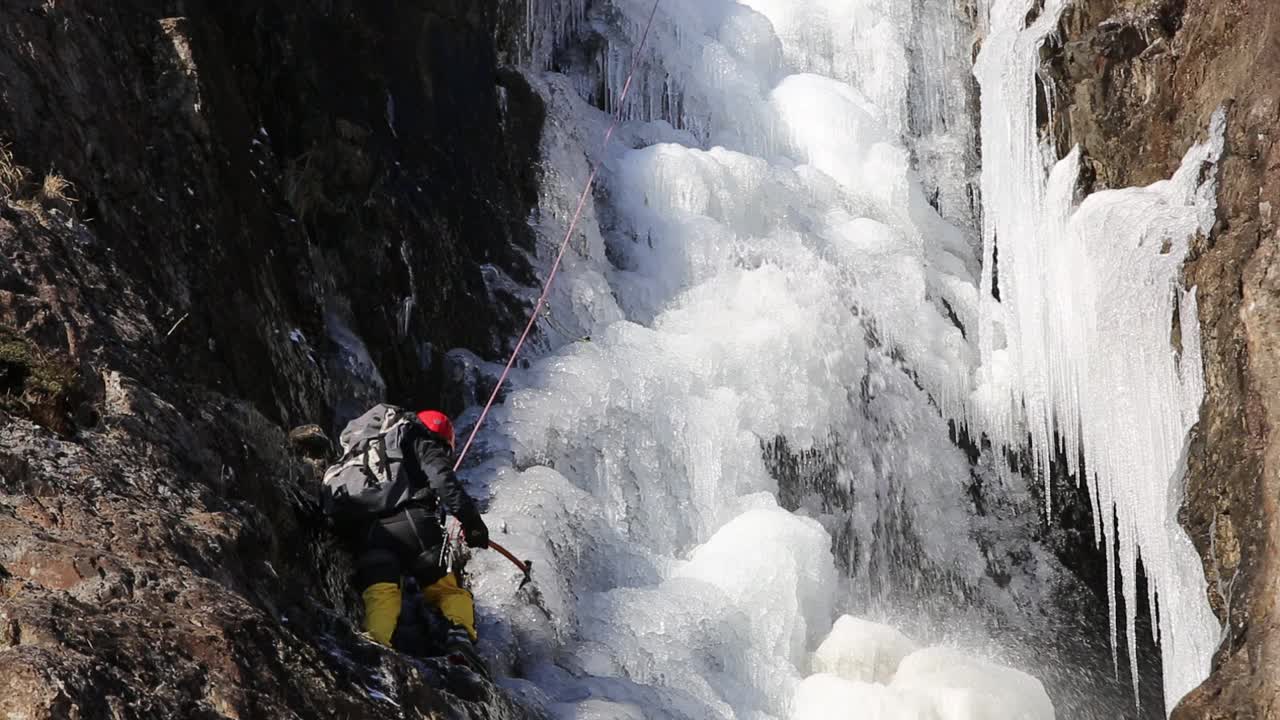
[[362, 582, 402, 646], [424, 573, 476, 641], [363, 574, 476, 646]]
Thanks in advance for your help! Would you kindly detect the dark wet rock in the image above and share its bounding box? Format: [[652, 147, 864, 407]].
[[290, 425, 334, 462], [0, 0, 544, 718], [0, 0, 545, 432]]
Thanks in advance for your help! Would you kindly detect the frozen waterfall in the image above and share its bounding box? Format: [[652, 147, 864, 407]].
[[457, 0, 1224, 717]]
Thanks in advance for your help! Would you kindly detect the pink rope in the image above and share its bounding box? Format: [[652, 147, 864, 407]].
[[453, 0, 663, 472]]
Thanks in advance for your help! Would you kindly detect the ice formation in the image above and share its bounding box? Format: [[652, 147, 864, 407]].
[[973, 0, 1223, 708], [454, 0, 1223, 716], [793, 623, 1053, 720], [892, 647, 1055, 720], [813, 616, 918, 685]]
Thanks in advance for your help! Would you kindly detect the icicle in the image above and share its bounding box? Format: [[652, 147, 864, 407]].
[[973, 0, 1226, 708]]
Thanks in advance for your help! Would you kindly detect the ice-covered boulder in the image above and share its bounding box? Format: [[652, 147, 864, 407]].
[[676, 504, 838, 664], [891, 648, 1054, 720], [793, 645, 1054, 720], [791, 674, 939, 720], [812, 615, 918, 684]]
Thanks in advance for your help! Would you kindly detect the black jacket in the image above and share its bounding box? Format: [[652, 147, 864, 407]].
[[403, 422, 482, 526]]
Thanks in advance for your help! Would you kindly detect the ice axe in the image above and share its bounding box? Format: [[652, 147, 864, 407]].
[[488, 540, 534, 590]]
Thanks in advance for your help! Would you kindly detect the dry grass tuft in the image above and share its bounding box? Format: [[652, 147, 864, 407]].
[[0, 328, 81, 435], [0, 143, 29, 200], [0, 141, 78, 217], [39, 172, 75, 205]]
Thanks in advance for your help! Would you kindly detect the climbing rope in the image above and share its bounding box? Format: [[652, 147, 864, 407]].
[[452, 0, 663, 472], [443, 0, 663, 580]]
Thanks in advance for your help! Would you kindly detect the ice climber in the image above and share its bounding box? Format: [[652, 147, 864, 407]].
[[320, 404, 490, 667]]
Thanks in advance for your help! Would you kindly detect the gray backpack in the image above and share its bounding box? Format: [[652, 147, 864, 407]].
[[321, 404, 418, 519]]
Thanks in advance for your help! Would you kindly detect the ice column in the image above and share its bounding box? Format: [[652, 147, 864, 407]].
[[972, 0, 1223, 710]]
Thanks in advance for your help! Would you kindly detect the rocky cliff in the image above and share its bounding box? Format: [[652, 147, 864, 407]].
[[0, 1, 543, 717], [1044, 0, 1280, 714], [3, 0, 1278, 717]]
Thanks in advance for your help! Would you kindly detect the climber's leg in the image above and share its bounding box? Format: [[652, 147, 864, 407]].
[[423, 573, 477, 641]]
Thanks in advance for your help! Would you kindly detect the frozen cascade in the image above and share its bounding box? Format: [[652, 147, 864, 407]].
[[972, 0, 1223, 711], [456, 0, 1221, 717]]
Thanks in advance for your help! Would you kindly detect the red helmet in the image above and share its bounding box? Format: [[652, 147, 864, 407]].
[[417, 410, 455, 449]]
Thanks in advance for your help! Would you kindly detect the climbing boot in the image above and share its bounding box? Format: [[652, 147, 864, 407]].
[[443, 626, 490, 679]]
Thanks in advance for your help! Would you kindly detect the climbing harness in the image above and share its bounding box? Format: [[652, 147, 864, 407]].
[[445, 0, 664, 584]]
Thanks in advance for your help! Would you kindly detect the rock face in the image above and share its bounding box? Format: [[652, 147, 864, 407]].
[[1044, 0, 1280, 714], [4, 0, 1277, 717], [0, 1, 543, 718], [1, 1, 544, 427]]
